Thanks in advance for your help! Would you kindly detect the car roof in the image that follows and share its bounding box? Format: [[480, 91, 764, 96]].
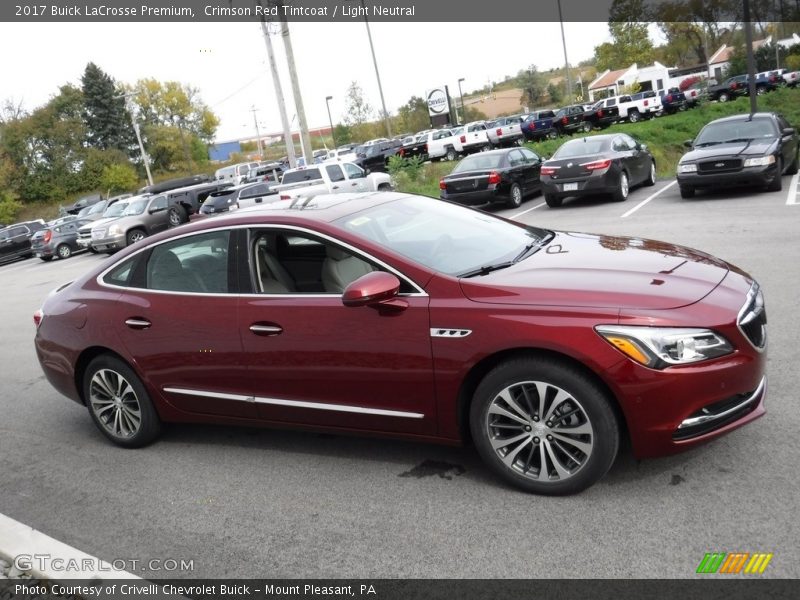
[[706, 112, 777, 124]]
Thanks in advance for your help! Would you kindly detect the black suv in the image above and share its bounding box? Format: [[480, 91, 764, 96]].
[[353, 139, 403, 172], [0, 221, 47, 265]]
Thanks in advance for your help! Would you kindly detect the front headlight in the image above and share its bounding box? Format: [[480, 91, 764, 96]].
[[108, 224, 123, 236], [595, 325, 733, 369], [677, 163, 697, 173], [743, 155, 776, 167]]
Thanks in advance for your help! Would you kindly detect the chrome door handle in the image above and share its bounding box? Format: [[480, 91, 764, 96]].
[[125, 318, 151, 329], [250, 324, 283, 336]]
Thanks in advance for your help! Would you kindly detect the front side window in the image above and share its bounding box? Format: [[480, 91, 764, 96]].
[[146, 230, 232, 293], [343, 163, 365, 179], [326, 164, 345, 182]]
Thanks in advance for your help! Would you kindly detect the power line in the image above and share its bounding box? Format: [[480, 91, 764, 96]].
[[210, 73, 265, 108]]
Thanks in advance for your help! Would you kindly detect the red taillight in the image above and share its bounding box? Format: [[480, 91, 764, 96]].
[[487, 171, 501, 185], [280, 194, 290, 200], [496, 128, 502, 136], [399, 148, 405, 157], [730, 82, 738, 89], [33, 309, 43, 328], [561, 116, 568, 125], [540, 166, 556, 176], [666, 94, 673, 102], [581, 158, 612, 171], [597, 109, 603, 118], [460, 135, 466, 143], [644, 99, 649, 106], [528, 122, 536, 130], [43, 230, 52, 244], [422, 144, 428, 153], [439, 179, 447, 190]]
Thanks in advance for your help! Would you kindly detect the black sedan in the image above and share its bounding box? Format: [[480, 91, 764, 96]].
[[439, 147, 543, 208], [539, 133, 656, 208], [676, 112, 799, 198]]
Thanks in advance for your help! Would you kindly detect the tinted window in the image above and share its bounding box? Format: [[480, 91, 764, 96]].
[[281, 168, 322, 184], [103, 257, 137, 287], [694, 117, 778, 145], [124, 199, 149, 215], [343, 163, 365, 179], [241, 184, 269, 198], [507, 149, 525, 167], [325, 165, 345, 182], [520, 148, 540, 162], [149, 196, 168, 211], [553, 138, 611, 157], [452, 153, 505, 173], [146, 230, 231, 293]]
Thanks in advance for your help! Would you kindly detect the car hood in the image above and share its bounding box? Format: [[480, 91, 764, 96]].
[[459, 231, 729, 310], [681, 139, 775, 162], [82, 216, 121, 231]]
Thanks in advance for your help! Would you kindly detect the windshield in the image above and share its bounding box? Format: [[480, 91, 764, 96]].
[[694, 118, 778, 146], [552, 138, 610, 158], [281, 168, 322, 184], [335, 196, 548, 276], [123, 199, 148, 216], [104, 202, 129, 217], [451, 153, 505, 173], [87, 201, 107, 215]]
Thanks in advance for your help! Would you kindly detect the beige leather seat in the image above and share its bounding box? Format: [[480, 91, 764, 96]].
[[321, 246, 375, 293], [256, 246, 296, 293]]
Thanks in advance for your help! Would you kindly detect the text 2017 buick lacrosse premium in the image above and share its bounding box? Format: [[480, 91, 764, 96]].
[[33, 192, 766, 495]]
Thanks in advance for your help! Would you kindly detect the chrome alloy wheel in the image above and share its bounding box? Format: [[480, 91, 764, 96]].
[[485, 381, 594, 482], [89, 369, 142, 438]]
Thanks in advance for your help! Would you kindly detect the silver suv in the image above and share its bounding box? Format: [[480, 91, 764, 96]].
[[89, 195, 171, 253]]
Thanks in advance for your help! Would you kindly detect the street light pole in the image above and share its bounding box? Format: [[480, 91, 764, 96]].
[[357, 0, 392, 137], [557, 0, 574, 102], [115, 92, 153, 187], [457, 78, 465, 125], [325, 96, 336, 148]]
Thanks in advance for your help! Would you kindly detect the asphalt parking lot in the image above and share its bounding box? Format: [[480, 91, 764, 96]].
[[1, 175, 799, 579]]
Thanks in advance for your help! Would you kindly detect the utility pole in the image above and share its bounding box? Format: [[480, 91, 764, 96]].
[[116, 92, 153, 187], [325, 96, 336, 148], [250, 106, 264, 158], [276, 0, 313, 165], [457, 78, 465, 125], [257, 1, 296, 167], [557, 0, 574, 102], [358, 0, 392, 137], [744, 0, 758, 113]]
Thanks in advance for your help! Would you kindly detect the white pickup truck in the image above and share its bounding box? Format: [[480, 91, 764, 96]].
[[454, 121, 491, 154], [274, 161, 392, 201], [486, 115, 525, 147], [593, 93, 661, 123]]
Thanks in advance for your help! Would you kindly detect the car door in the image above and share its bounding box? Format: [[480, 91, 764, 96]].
[[342, 163, 369, 192], [109, 228, 254, 419], [519, 147, 543, 191], [776, 114, 798, 167], [621, 134, 648, 182], [144, 195, 169, 234], [238, 226, 436, 435]]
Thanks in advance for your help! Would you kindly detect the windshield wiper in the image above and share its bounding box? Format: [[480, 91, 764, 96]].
[[458, 261, 516, 278], [720, 138, 755, 144], [512, 240, 543, 263]]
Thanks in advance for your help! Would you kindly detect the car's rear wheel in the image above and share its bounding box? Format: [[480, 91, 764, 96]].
[[581, 121, 592, 133], [756, 86, 767, 96], [446, 147, 457, 161], [767, 157, 783, 192], [547, 130, 558, 140], [83, 355, 161, 448], [470, 357, 619, 495], [89, 247, 99, 254], [612, 171, 629, 201], [168, 205, 187, 228], [544, 194, 562, 208], [126, 229, 146, 246], [56, 244, 72, 260], [644, 161, 656, 186], [507, 183, 523, 208], [718, 92, 730, 102], [787, 149, 799, 175], [679, 185, 695, 199], [628, 110, 641, 123]]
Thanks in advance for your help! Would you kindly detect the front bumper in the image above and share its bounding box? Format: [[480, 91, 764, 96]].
[[677, 163, 779, 189], [91, 233, 126, 252]]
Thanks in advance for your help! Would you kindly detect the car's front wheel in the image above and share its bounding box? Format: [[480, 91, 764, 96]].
[[679, 185, 695, 199], [83, 355, 161, 448], [767, 157, 783, 192], [470, 357, 620, 495], [126, 229, 146, 246]]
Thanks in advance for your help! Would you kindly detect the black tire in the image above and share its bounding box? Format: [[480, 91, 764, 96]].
[[167, 205, 187, 228], [756, 86, 767, 96], [787, 149, 799, 175], [469, 357, 620, 495], [612, 170, 629, 202], [83, 354, 161, 448], [126, 229, 146, 247], [39, 256, 53, 262], [507, 183, 523, 208], [718, 92, 730, 103], [445, 147, 457, 162], [628, 110, 641, 123], [679, 185, 695, 199], [89, 247, 99, 254], [644, 161, 656, 187], [581, 121, 592, 133], [56, 244, 72, 260], [544, 194, 562, 208], [377, 183, 393, 192], [766, 158, 783, 192], [547, 130, 558, 140]]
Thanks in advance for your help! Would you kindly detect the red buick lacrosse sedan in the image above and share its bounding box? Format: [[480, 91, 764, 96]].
[[33, 192, 766, 494]]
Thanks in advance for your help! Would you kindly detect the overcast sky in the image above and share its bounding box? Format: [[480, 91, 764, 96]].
[[1, 21, 627, 141]]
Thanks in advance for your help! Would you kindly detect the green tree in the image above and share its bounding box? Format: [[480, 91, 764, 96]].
[[518, 65, 546, 108], [594, 1, 655, 71], [396, 96, 429, 134], [80, 62, 135, 152], [100, 163, 139, 195], [343, 81, 374, 141], [547, 82, 563, 105], [333, 123, 352, 145]]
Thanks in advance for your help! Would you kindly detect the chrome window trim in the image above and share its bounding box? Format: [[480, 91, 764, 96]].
[[736, 283, 766, 353], [95, 223, 428, 298], [163, 387, 425, 419]]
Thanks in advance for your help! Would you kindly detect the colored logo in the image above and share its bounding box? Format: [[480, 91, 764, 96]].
[[696, 552, 773, 574]]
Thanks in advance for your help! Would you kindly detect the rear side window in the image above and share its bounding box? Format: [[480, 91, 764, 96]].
[[103, 257, 138, 287], [146, 230, 232, 294], [282, 168, 322, 184]]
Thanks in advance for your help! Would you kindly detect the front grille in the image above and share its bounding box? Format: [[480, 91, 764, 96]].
[[698, 159, 742, 173], [77, 231, 91, 241], [738, 284, 767, 350]]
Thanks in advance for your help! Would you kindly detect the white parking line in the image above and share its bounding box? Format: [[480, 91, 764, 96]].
[[786, 173, 799, 205], [621, 180, 677, 218], [510, 201, 546, 219]]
